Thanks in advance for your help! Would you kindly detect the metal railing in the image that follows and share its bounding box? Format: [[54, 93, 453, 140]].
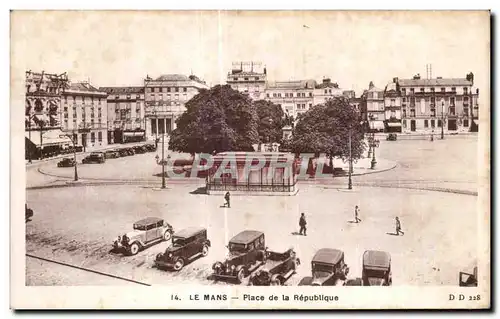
[[206, 178, 297, 193]]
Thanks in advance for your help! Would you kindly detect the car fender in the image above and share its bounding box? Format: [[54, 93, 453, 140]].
[[235, 264, 246, 275], [205, 240, 211, 247], [129, 239, 144, 248]]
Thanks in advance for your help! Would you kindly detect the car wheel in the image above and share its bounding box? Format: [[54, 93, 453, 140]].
[[270, 275, 282, 286], [201, 245, 209, 257], [128, 243, 140, 256], [173, 258, 185, 271], [163, 230, 172, 241], [236, 269, 245, 283]]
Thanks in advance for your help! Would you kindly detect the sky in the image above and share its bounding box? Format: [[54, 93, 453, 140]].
[[11, 11, 490, 97]]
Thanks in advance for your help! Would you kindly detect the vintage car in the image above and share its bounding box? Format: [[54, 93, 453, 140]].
[[113, 217, 174, 256], [212, 230, 267, 283], [300, 248, 349, 286], [362, 250, 392, 286], [25, 204, 34, 221], [386, 133, 398, 141], [104, 150, 120, 159], [248, 248, 300, 286], [155, 227, 211, 271], [459, 260, 478, 287], [82, 152, 106, 164], [145, 144, 157, 152], [133, 145, 147, 154], [57, 157, 76, 167]]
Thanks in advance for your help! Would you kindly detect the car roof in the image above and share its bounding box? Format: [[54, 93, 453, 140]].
[[363, 250, 391, 270], [229, 230, 263, 244], [173, 227, 206, 239], [312, 248, 344, 264], [134, 217, 163, 226]]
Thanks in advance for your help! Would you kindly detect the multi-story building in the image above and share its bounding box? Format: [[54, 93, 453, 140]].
[[226, 62, 267, 100], [25, 71, 70, 159], [313, 78, 343, 106], [383, 79, 403, 133], [363, 81, 385, 132], [264, 79, 316, 120], [398, 73, 479, 134], [99, 86, 145, 144], [144, 74, 209, 141], [61, 82, 108, 150]]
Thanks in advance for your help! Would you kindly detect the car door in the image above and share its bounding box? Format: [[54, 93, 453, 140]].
[[145, 223, 156, 243], [184, 237, 196, 258]]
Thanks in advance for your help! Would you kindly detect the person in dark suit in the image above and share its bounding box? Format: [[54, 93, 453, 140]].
[[299, 213, 307, 236], [395, 217, 404, 236], [224, 191, 231, 208], [355, 205, 362, 223]]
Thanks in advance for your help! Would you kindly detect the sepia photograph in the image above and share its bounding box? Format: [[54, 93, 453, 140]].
[[10, 9, 491, 309]]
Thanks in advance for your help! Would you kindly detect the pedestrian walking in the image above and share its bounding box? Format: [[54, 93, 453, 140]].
[[355, 205, 362, 223], [299, 213, 307, 236], [395, 217, 404, 236], [223, 191, 231, 208]]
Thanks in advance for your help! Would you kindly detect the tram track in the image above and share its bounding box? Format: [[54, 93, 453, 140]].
[[26, 253, 152, 286]]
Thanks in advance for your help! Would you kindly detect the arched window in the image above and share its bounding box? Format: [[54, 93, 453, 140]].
[[34, 99, 43, 113]]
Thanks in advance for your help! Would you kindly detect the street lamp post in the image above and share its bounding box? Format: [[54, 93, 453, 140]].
[[368, 133, 380, 169], [441, 101, 445, 140], [348, 128, 352, 190], [161, 133, 166, 189], [60, 132, 79, 181]]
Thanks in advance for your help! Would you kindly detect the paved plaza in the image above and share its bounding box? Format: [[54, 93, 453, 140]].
[[25, 136, 480, 286]]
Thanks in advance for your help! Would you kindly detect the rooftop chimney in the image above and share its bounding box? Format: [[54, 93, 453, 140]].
[[368, 81, 374, 89]]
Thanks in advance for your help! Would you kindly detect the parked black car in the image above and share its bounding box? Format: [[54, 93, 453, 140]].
[[57, 157, 76, 167], [145, 144, 157, 152], [155, 227, 211, 271], [133, 145, 148, 154], [82, 152, 106, 164], [104, 150, 120, 159], [212, 230, 267, 283]]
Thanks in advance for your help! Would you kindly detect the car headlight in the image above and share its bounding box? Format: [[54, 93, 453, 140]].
[[231, 265, 236, 271], [168, 253, 173, 258]]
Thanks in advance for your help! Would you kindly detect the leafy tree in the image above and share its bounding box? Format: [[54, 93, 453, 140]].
[[169, 85, 259, 154], [291, 97, 365, 164], [254, 100, 285, 143]]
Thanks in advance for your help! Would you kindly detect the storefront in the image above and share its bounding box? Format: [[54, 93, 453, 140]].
[[25, 129, 72, 160], [385, 121, 402, 133]]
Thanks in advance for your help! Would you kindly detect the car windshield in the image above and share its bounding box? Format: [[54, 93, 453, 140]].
[[133, 224, 147, 231], [172, 237, 185, 247], [228, 243, 246, 252], [364, 268, 386, 278], [312, 262, 335, 273]]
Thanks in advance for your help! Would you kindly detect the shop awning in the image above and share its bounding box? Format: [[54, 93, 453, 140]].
[[386, 122, 402, 128], [123, 131, 145, 137], [25, 129, 72, 147], [370, 121, 385, 130]]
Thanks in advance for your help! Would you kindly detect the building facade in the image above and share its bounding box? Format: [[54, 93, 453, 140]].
[[313, 78, 343, 106], [364, 81, 385, 132], [144, 74, 209, 141], [264, 79, 316, 120], [61, 82, 108, 150], [226, 62, 267, 100], [25, 71, 71, 159], [383, 79, 403, 133], [99, 86, 145, 144], [398, 73, 479, 134]]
